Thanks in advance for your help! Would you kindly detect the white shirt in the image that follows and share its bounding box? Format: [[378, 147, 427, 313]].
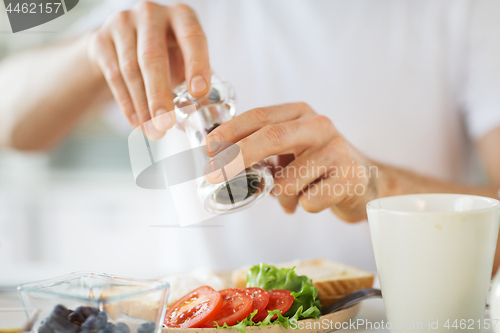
[[76, 0, 500, 274]]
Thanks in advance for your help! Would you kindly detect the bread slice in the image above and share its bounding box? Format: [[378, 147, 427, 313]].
[[232, 259, 374, 307]]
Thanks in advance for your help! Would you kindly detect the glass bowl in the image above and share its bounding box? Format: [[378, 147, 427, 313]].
[[17, 272, 169, 333]]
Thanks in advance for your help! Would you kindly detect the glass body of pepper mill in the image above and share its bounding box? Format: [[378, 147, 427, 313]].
[[173, 75, 274, 214]]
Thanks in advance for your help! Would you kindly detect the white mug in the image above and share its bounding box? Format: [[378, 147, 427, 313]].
[[490, 271, 500, 333], [367, 194, 500, 332]]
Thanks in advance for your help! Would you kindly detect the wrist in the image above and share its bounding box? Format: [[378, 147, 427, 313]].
[[331, 158, 381, 222], [369, 160, 399, 199], [83, 32, 105, 84], [373, 160, 425, 199]]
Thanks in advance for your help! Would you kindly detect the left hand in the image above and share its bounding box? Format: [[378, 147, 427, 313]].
[[203, 102, 379, 222]]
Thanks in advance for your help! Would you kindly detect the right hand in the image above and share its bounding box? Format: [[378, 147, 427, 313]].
[[87, 1, 211, 139]]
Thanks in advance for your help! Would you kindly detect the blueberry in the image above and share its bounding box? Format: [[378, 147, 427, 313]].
[[48, 307, 79, 333], [50, 321, 79, 333], [82, 311, 107, 330], [68, 311, 86, 325], [115, 323, 130, 333], [38, 319, 54, 333], [44, 318, 79, 333], [50, 305, 71, 320], [81, 314, 97, 329], [97, 322, 115, 333], [95, 311, 108, 327], [137, 322, 156, 333], [74, 306, 99, 319]]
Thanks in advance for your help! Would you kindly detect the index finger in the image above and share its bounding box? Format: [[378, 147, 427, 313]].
[[135, 3, 176, 131], [169, 4, 211, 98], [202, 102, 314, 155]]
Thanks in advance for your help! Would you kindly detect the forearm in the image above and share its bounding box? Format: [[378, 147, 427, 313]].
[[0, 33, 109, 150], [376, 162, 499, 199]]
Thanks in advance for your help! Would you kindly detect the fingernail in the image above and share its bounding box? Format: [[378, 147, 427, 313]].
[[130, 114, 139, 128], [190, 75, 207, 94], [144, 120, 166, 140], [154, 109, 174, 129], [204, 158, 224, 181], [201, 133, 222, 157]]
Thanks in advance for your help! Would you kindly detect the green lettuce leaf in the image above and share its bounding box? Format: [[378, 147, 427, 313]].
[[215, 263, 322, 333], [216, 309, 295, 333], [245, 263, 322, 319], [215, 306, 322, 333], [216, 310, 259, 333]]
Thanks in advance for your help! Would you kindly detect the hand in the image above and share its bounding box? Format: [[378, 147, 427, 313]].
[[203, 102, 379, 222], [87, 1, 211, 139]]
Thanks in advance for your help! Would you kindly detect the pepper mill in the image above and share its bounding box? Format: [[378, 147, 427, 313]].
[[173, 75, 274, 214]]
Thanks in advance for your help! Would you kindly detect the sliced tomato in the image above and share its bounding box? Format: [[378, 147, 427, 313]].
[[252, 289, 295, 322], [164, 286, 223, 328], [242, 287, 269, 322], [201, 288, 253, 328]]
